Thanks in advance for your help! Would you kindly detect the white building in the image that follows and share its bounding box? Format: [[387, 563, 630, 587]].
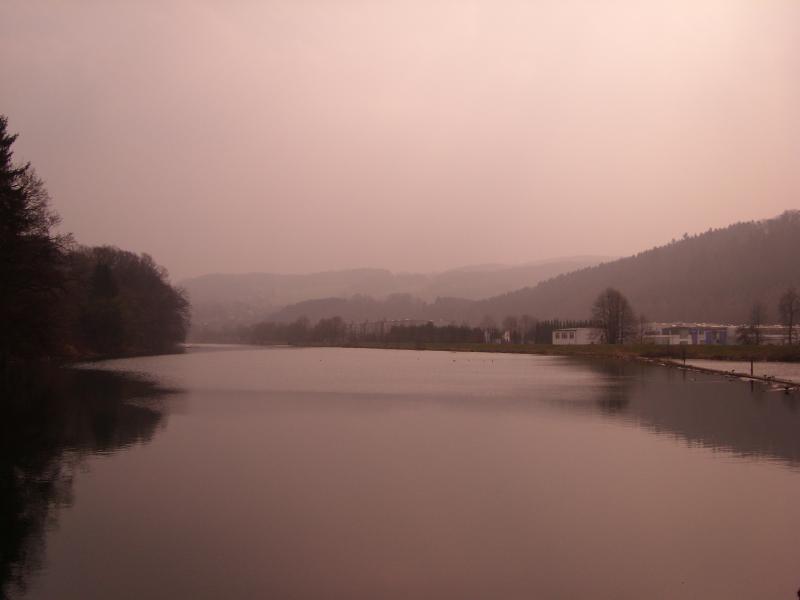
[[552, 328, 601, 345]]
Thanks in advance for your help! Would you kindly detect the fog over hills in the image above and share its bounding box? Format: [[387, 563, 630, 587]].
[[475, 211, 800, 323], [183, 256, 610, 333], [264, 212, 800, 326]]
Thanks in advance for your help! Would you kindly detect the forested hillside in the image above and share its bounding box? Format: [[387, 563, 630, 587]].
[[184, 257, 606, 335], [476, 212, 800, 323], [264, 212, 800, 326], [266, 294, 476, 326]]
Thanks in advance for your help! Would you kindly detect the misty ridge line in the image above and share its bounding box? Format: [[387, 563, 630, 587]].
[[187, 211, 800, 341], [182, 256, 612, 335], [180, 257, 614, 304], [4, 1, 796, 281], [184, 255, 617, 281]]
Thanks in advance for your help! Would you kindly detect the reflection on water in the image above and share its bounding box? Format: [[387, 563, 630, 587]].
[[0, 368, 173, 600], [559, 358, 800, 466], [2, 348, 800, 600]]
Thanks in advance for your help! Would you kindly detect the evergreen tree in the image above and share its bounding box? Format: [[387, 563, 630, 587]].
[[68, 246, 190, 355], [0, 116, 190, 366], [79, 263, 125, 355], [0, 116, 67, 367]]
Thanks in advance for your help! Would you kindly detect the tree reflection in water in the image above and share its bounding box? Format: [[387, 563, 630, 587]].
[[560, 358, 800, 467], [0, 368, 173, 599]]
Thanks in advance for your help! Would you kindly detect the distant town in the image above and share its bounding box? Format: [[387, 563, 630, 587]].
[[346, 319, 797, 346]]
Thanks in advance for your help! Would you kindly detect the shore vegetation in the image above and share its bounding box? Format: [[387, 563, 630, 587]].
[[1, 115, 189, 376]]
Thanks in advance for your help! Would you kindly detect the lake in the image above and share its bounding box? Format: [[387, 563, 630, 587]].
[[3, 346, 800, 599]]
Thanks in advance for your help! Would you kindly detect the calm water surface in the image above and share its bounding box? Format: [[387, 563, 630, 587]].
[[3, 346, 800, 599]]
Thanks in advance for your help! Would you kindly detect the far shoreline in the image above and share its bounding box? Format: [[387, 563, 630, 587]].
[[287, 340, 800, 387]]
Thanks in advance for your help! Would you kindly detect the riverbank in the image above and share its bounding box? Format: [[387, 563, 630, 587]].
[[67, 344, 187, 364], [296, 341, 800, 387], [322, 340, 800, 361]]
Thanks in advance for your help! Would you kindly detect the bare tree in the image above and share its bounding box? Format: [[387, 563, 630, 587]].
[[637, 314, 649, 344], [778, 287, 800, 345], [748, 301, 766, 345], [502, 315, 519, 343], [735, 325, 753, 345], [480, 314, 498, 343], [591, 288, 636, 344], [519, 314, 534, 344]]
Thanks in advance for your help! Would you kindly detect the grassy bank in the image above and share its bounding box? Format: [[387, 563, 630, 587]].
[[320, 341, 800, 362]]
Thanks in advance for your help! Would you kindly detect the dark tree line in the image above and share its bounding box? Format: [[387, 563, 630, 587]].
[[251, 319, 483, 345], [1, 115, 189, 371], [251, 316, 346, 344], [245, 315, 596, 346], [385, 323, 483, 344], [0, 116, 68, 366], [479, 316, 595, 344], [737, 289, 800, 346], [62, 246, 190, 357]]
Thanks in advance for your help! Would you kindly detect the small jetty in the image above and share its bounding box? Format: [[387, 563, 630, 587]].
[[639, 356, 800, 392]]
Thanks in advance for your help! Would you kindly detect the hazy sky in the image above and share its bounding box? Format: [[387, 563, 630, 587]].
[[2, 1, 798, 280]]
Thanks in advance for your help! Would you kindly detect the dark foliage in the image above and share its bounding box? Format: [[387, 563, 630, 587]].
[[591, 288, 636, 344], [385, 322, 483, 344], [476, 211, 800, 323], [251, 317, 309, 344], [63, 246, 190, 357], [0, 116, 68, 368], [0, 367, 171, 599], [245, 315, 595, 346], [0, 115, 189, 368], [250, 316, 346, 344]]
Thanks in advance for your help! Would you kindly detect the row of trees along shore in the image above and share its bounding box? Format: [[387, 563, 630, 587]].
[[243, 288, 635, 346], [245, 286, 800, 347], [249, 317, 594, 345], [1, 115, 189, 373], [738, 289, 800, 345]]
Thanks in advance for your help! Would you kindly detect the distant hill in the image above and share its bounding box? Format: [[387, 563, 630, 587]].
[[474, 211, 800, 323], [266, 294, 479, 325], [265, 212, 800, 325], [182, 256, 608, 332]]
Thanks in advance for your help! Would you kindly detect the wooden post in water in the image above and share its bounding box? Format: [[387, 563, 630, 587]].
[[750, 358, 754, 377]]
